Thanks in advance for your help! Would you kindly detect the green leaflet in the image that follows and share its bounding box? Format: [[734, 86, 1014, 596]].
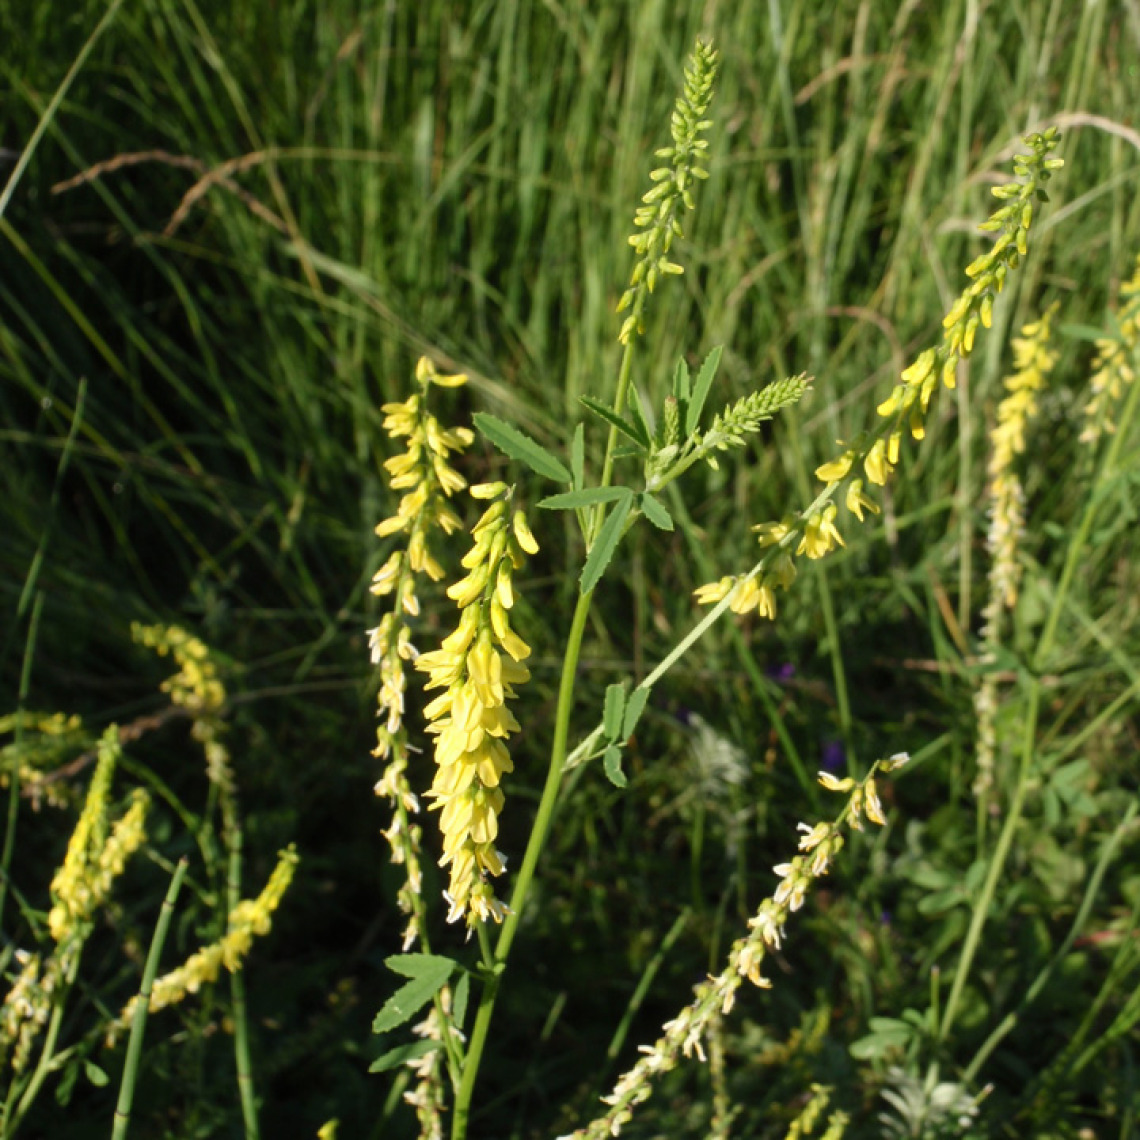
[[580, 489, 634, 594], [639, 493, 674, 530], [603, 683, 627, 741], [603, 744, 627, 788], [622, 685, 651, 740], [370, 1039, 440, 1074], [539, 486, 630, 511], [685, 344, 724, 435], [473, 413, 572, 483], [580, 396, 649, 449], [373, 954, 456, 1034]]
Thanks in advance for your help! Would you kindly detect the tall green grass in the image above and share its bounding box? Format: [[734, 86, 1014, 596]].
[[2, 0, 1139, 1136]]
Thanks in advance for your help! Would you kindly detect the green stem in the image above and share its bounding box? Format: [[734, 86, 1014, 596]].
[[1036, 359, 1140, 671], [449, 338, 646, 1138], [5, 941, 83, 1138], [943, 338, 1140, 1047], [962, 800, 1137, 1082], [112, 860, 188, 1140], [450, 590, 594, 1140], [0, 0, 125, 221], [0, 593, 43, 936], [941, 675, 1039, 1044], [591, 343, 636, 544], [224, 813, 259, 1140]]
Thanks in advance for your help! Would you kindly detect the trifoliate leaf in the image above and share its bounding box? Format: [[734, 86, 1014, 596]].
[[373, 956, 456, 1034]]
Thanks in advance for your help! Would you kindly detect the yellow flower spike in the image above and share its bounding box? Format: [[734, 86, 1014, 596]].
[[814, 450, 854, 484], [419, 485, 537, 927], [370, 358, 476, 953]]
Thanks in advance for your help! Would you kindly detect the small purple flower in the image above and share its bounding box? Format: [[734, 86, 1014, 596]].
[[766, 662, 796, 683], [821, 739, 845, 773]]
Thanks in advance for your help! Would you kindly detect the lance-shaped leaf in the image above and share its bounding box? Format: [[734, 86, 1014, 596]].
[[622, 685, 651, 740], [580, 489, 635, 594], [603, 683, 627, 741], [474, 413, 572, 483], [685, 344, 724, 435], [539, 486, 631, 511], [639, 493, 674, 531], [580, 396, 649, 449]]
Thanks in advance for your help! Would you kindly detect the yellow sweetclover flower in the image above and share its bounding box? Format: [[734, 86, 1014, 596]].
[[131, 624, 225, 713], [814, 449, 854, 484], [48, 728, 149, 946], [797, 504, 845, 560], [845, 479, 880, 522], [416, 484, 538, 927], [370, 357, 474, 951], [118, 846, 297, 1026]]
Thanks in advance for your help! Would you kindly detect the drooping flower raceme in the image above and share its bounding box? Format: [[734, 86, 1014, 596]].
[[692, 131, 1063, 620], [1080, 251, 1139, 445], [974, 307, 1056, 802], [369, 356, 472, 951], [560, 755, 907, 1140], [415, 483, 538, 927]]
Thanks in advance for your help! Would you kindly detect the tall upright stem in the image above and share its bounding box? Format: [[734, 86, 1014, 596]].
[[450, 591, 594, 1139], [452, 338, 643, 1139]]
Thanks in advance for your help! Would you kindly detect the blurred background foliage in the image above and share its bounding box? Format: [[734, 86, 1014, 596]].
[[1, 0, 1138, 1136]]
